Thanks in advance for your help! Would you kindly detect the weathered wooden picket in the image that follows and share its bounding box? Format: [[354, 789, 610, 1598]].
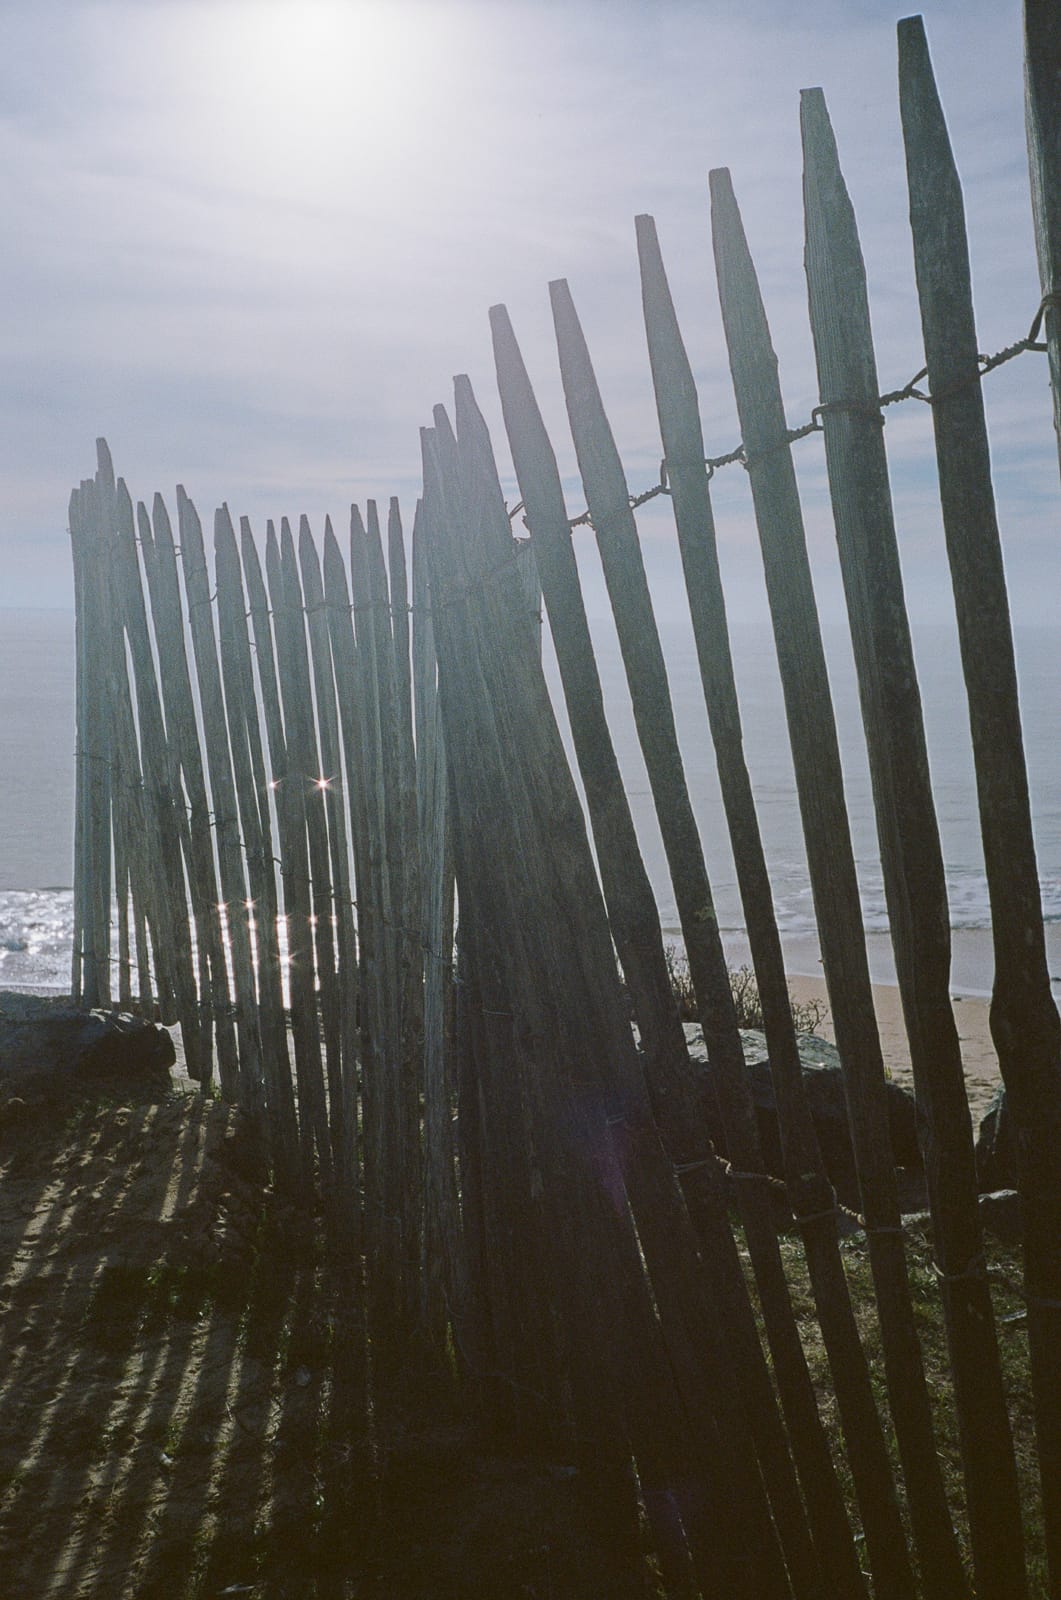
[[67, 13, 1061, 1598]]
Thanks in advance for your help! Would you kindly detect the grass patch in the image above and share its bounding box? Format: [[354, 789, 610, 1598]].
[[665, 945, 829, 1033], [756, 1224, 1047, 1591]]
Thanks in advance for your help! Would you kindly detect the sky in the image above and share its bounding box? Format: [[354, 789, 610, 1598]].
[[2, 0, 1059, 627]]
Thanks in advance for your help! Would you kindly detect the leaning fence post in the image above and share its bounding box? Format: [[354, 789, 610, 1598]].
[[549, 281, 864, 1599], [299, 518, 361, 1219], [178, 486, 262, 1109], [1024, 0, 1061, 482], [115, 480, 202, 1073], [242, 520, 325, 1182], [215, 506, 299, 1182], [900, 16, 1061, 1586], [801, 84, 1027, 1599], [636, 211, 913, 1600], [711, 162, 966, 1598]]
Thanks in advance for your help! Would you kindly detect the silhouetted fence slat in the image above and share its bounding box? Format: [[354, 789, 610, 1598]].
[[1024, 0, 1061, 482], [801, 83, 1027, 1600], [637, 209, 891, 1600], [711, 161, 961, 1599], [899, 16, 1061, 1588]]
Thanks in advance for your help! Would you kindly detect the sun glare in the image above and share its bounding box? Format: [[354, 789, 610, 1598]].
[[193, 0, 449, 204]]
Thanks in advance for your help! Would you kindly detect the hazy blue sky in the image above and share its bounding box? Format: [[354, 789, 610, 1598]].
[[2, 0, 1058, 625]]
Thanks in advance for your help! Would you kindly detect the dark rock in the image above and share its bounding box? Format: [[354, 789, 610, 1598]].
[[975, 1085, 1013, 1192], [685, 1024, 923, 1211], [978, 1188, 1022, 1245], [0, 991, 174, 1113]]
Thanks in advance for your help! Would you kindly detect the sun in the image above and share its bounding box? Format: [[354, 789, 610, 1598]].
[[189, 0, 449, 205]]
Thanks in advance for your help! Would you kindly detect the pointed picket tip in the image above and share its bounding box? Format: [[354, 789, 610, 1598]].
[[151, 493, 172, 538], [432, 404, 457, 453], [491, 302, 557, 468], [239, 519, 267, 597], [488, 301, 516, 350], [322, 518, 348, 592], [298, 524, 325, 608], [95, 438, 115, 490], [897, 15, 948, 138], [630, 212, 704, 451], [490, 304, 540, 421], [453, 373, 496, 467], [177, 487, 205, 545], [801, 84, 876, 394], [387, 499, 406, 569], [214, 503, 237, 546], [264, 522, 283, 597], [350, 501, 366, 539], [633, 214, 664, 280], [115, 478, 135, 521], [799, 88, 832, 153], [297, 514, 317, 561], [548, 277, 576, 327]]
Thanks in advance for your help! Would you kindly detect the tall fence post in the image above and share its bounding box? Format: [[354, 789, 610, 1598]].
[[800, 87, 1027, 1600], [900, 17, 1061, 1586], [1024, 0, 1061, 482], [711, 162, 966, 1598], [636, 211, 910, 1600]]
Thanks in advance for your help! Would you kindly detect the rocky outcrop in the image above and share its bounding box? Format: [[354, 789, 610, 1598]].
[[685, 1024, 922, 1211], [974, 1083, 1012, 1192], [0, 991, 174, 1118]]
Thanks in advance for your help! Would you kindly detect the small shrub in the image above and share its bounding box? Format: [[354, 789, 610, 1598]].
[[663, 946, 828, 1035]]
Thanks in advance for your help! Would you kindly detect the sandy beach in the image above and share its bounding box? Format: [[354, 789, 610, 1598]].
[[710, 923, 1058, 1128], [785, 973, 1001, 1127]]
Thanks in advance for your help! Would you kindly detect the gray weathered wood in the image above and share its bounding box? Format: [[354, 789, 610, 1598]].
[[1024, 0, 1061, 481], [265, 519, 335, 1188], [76, 468, 113, 1009], [802, 85, 1026, 1599], [299, 517, 359, 1211], [387, 497, 427, 1301], [242, 519, 325, 1180], [711, 162, 964, 1598], [492, 302, 852, 1596], [548, 282, 855, 1598], [96, 451, 172, 1022], [899, 17, 1061, 1586], [114, 479, 203, 1074], [215, 506, 299, 1180], [141, 493, 233, 1092], [178, 486, 262, 1108], [636, 211, 913, 1600], [434, 383, 795, 1596], [70, 486, 87, 1003], [321, 521, 378, 1253], [410, 499, 462, 1350]]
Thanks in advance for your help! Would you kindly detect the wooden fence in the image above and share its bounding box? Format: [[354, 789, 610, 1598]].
[[68, 14, 1061, 1599]]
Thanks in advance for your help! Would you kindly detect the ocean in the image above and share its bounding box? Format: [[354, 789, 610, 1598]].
[[2, 603, 1060, 997]]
